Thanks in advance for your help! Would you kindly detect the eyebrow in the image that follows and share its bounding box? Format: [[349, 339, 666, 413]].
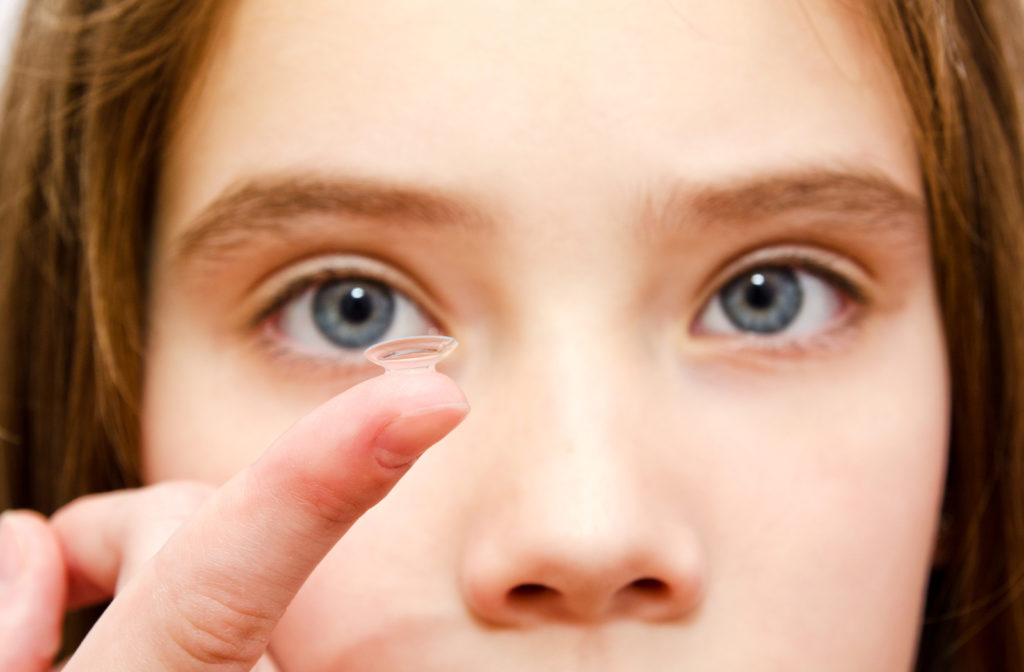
[[666, 168, 925, 233], [170, 175, 487, 267], [171, 168, 926, 268]]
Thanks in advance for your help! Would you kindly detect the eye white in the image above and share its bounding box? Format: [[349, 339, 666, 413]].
[[696, 269, 843, 337], [277, 282, 433, 357]]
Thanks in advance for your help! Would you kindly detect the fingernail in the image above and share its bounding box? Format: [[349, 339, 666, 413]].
[[374, 402, 470, 469], [0, 511, 26, 586]]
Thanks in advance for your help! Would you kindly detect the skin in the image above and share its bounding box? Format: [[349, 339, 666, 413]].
[[0, 0, 949, 670]]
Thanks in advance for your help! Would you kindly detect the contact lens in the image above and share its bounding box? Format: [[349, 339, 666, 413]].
[[364, 335, 458, 373]]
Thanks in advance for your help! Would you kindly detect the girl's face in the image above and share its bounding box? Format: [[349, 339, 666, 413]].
[[143, 0, 949, 669]]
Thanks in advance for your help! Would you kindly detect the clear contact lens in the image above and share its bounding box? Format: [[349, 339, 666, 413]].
[[364, 335, 458, 373]]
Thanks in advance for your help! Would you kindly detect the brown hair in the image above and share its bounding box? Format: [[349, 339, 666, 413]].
[[0, 0, 225, 510], [870, 1, 1024, 668], [0, 0, 1021, 667]]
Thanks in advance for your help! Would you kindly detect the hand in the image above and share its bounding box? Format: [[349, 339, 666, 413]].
[[0, 370, 469, 671]]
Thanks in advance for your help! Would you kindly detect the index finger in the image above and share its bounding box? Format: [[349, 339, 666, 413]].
[[64, 370, 468, 671]]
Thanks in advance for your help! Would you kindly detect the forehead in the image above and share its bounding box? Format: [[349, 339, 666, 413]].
[[160, 0, 916, 231]]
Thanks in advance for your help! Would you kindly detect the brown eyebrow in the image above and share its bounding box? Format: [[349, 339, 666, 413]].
[[170, 175, 487, 266], [171, 168, 926, 270], [654, 168, 926, 236]]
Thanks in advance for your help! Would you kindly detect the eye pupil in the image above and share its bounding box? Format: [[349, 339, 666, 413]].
[[744, 273, 775, 310], [312, 278, 396, 348], [720, 266, 802, 334], [340, 287, 373, 324]]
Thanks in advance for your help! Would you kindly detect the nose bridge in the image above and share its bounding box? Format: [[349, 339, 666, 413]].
[[499, 323, 643, 537], [475, 306, 637, 526], [524, 306, 625, 456], [497, 296, 652, 488]]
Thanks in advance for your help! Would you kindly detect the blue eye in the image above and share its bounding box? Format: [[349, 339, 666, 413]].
[[695, 264, 847, 338], [276, 274, 434, 356], [719, 267, 802, 334], [312, 278, 396, 348]]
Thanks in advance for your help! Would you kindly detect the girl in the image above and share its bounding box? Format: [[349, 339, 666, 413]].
[[1, 0, 1022, 670]]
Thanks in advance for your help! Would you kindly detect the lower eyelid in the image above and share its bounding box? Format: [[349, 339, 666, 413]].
[[711, 319, 866, 364], [254, 322, 373, 375]]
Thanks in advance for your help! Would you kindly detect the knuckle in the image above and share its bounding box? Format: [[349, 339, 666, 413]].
[[281, 477, 370, 528], [161, 580, 277, 668], [247, 464, 377, 532]]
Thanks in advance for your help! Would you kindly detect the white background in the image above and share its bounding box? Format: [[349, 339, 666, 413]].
[[0, 0, 26, 84]]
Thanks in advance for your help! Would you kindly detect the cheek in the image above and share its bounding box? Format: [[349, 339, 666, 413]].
[[140, 301, 338, 483], [686, 300, 948, 664]]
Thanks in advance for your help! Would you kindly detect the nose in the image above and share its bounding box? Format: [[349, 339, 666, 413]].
[[456, 347, 706, 626], [459, 504, 705, 626]]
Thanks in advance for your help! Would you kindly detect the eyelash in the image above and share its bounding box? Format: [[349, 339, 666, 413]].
[[737, 253, 865, 302], [693, 247, 869, 351], [245, 258, 441, 366], [250, 267, 353, 330]]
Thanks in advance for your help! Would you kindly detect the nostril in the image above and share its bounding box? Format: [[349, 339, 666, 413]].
[[509, 583, 557, 602], [630, 577, 669, 594]]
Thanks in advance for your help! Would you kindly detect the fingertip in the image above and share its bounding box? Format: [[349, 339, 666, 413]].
[[345, 369, 469, 415], [0, 510, 66, 670], [285, 370, 469, 461], [1, 510, 63, 583], [254, 371, 469, 515], [373, 401, 471, 469]]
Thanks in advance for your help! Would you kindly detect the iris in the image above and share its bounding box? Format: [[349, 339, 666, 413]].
[[312, 278, 396, 348], [719, 266, 803, 334]]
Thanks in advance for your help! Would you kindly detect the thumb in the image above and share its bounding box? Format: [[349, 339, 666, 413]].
[[64, 371, 468, 671], [0, 511, 66, 672]]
